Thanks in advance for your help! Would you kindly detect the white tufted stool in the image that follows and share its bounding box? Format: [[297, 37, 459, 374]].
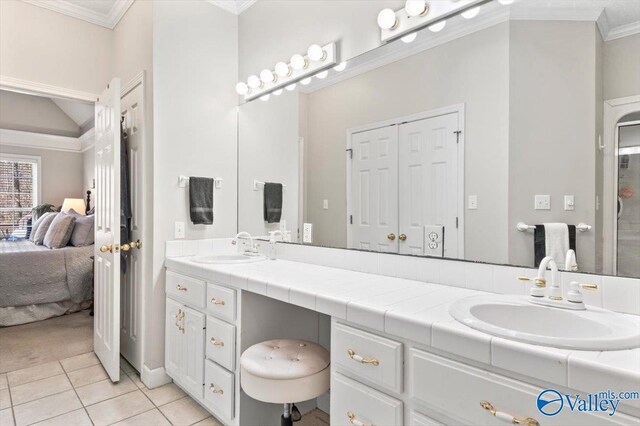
[[241, 339, 330, 426]]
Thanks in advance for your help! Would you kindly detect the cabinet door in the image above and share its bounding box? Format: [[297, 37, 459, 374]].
[[181, 306, 205, 399], [165, 298, 183, 380]]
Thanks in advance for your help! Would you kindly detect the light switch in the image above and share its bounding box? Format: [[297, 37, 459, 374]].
[[535, 195, 551, 210], [303, 223, 313, 243], [564, 195, 575, 211], [323, 199, 329, 210], [468, 195, 478, 210], [174, 222, 185, 239]]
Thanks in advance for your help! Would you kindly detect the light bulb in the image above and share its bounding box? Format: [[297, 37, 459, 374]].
[[497, 0, 514, 4], [275, 62, 290, 77], [285, 83, 297, 91], [405, 0, 427, 17], [307, 44, 326, 62], [290, 54, 307, 70], [401, 33, 417, 43], [377, 9, 398, 30], [461, 7, 480, 19], [273, 89, 283, 96], [235, 82, 249, 96], [247, 75, 262, 89], [316, 70, 328, 79], [300, 77, 312, 85], [260, 69, 275, 84], [260, 94, 270, 101], [428, 20, 446, 32], [333, 62, 347, 72]]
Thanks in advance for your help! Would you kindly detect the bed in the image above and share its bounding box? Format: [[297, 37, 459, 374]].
[[0, 239, 94, 326]]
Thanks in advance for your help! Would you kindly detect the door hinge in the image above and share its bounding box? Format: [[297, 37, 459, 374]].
[[456, 217, 459, 228], [349, 215, 353, 225], [346, 148, 353, 159], [454, 130, 462, 143]]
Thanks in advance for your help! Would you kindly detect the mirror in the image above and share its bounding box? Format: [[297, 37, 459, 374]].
[[238, 4, 640, 278]]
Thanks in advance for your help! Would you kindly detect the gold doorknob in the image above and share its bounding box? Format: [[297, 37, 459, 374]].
[[387, 233, 396, 241], [399, 233, 407, 241], [100, 244, 112, 253], [121, 240, 141, 252]]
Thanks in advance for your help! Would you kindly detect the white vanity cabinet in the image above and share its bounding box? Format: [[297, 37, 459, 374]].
[[165, 269, 239, 425]]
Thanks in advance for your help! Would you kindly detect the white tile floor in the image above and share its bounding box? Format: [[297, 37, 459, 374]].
[[0, 352, 222, 426]]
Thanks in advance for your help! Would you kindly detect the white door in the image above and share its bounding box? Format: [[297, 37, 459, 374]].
[[398, 113, 459, 257], [94, 78, 121, 382], [349, 126, 399, 253], [120, 82, 144, 371]]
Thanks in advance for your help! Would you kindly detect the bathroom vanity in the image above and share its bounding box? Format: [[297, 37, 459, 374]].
[[164, 240, 640, 426]]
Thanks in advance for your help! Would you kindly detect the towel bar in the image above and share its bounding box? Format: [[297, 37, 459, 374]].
[[253, 180, 287, 191], [517, 222, 591, 232], [178, 175, 223, 189]]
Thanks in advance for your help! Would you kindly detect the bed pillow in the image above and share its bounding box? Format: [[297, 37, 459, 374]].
[[43, 212, 76, 249], [67, 209, 95, 247], [32, 212, 58, 245]]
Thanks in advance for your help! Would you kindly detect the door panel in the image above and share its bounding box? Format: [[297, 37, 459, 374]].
[[94, 78, 121, 382], [350, 126, 399, 253], [165, 298, 183, 379], [399, 113, 459, 257], [181, 306, 205, 399]]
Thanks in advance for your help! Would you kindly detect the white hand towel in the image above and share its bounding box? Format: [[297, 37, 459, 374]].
[[543, 223, 570, 267]]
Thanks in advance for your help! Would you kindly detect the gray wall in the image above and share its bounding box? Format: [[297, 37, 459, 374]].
[[0, 145, 83, 206], [151, 0, 238, 369], [300, 23, 510, 264], [508, 21, 599, 271], [603, 33, 640, 101], [0, 90, 81, 137]]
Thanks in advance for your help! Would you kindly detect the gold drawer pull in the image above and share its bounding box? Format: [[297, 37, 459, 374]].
[[176, 284, 188, 292], [209, 384, 224, 395], [480, 401, 539, 426], [347, 349, 379, 366], [211, 298, 225, 306], [210, 338, 224, 346], [174, 309, 184, 333], [347, 411, 375, 426]]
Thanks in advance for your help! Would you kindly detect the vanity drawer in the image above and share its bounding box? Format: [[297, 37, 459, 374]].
[[410, 411, 444, 426], [206, 282, 236, 322], [205, 315, 236, 371], [331, 373, 402, 426], [332, 322, 403, 393], [166, 271, 205, 308], [204, 359, 235, 421], [410, 348, 638, 425]]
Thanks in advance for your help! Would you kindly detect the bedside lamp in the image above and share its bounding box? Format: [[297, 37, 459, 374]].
[[61, 198, 86, 215]]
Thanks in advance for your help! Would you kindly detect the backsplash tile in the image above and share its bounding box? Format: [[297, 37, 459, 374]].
[[464, 262, 493, 293], [602, 276, 640, 315]]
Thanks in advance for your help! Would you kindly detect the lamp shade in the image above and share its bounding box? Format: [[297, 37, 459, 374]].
[[62, 198, 86, 215]]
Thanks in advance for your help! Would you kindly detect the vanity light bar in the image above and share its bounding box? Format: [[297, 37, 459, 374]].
[[239, 43, 337, 101], [379, 0, 494, 43]]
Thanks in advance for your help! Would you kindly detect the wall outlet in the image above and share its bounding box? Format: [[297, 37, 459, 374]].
[[564, 195, 575, 211], [303, 223, 313, 243], [534, 195, 551, 210], [323, 199, 329, 210], [468, 195, 478, 210], [174, 221, 185, 239]]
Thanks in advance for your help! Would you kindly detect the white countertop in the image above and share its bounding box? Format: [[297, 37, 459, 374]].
[[165, 255, 640, 412]]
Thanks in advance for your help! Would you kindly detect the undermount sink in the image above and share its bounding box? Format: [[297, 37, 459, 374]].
[[450, 295, 640, 351], [191, 254, 266, 264]]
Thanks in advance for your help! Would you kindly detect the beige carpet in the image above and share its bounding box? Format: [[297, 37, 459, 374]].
[[0, 310, 93, 373]]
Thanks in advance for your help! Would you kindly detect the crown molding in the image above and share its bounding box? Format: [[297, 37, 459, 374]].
[[79, 128, 95, 152], [605, 20, 640, 41], [0, 128, 82, 153], [204, 0, 257, 15], [21, 0, 134, 29], [0, 75, 98, 102]]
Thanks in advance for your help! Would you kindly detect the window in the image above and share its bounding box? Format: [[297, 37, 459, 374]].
[[0, 154, 40, 239]]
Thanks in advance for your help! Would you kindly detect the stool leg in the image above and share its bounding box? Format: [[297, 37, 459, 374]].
[[281, 403, 293, 426]]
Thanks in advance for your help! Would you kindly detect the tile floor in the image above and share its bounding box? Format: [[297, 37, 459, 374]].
[[0, 352, 222, 426]]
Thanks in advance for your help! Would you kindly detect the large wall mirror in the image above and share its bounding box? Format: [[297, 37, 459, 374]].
[[238, 2, 640, 278]]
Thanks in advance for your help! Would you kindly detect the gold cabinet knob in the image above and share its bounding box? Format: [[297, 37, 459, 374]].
[[209, 384, 224, 395], [398, 233, 407, 241], [211, 298, 225, 306], [387, 233, 396, 241], [176, 284, 188, 292], [347, 349, 379, 366], [100, 244, 112, 253]]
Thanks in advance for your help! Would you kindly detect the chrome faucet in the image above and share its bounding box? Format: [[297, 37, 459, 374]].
[[233, 232, 258, 256]]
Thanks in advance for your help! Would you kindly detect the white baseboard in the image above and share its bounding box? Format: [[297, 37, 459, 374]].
[[141, 364, 172, 389]]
